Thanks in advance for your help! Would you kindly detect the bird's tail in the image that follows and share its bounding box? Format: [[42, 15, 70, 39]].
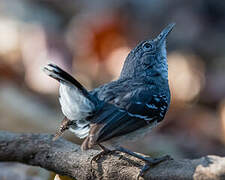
[[43, 63, 98, 105], [43, 63, 101, 140]]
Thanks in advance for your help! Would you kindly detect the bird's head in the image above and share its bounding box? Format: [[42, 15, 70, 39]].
[[120, 23, 175, 80]]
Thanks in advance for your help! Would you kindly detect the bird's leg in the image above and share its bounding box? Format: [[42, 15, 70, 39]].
[[115, 146, 172, 179], [90, 144, 115, 169], [53, 117, 72, 141]]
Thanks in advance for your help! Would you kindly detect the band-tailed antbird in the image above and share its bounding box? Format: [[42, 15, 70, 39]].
[[43, 23, 175, 178]]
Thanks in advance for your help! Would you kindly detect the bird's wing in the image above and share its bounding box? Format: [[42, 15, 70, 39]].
[[81, 91, 168, 149], [90, 78, 140, 107]]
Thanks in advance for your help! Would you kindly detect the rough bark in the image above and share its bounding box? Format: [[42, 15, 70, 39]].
[[0, 131, 225, 180]]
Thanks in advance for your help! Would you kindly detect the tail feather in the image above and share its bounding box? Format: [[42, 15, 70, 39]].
[[43, 64, 88, 96], [43, 63, 98, 105], [43, 63, 100, 139]]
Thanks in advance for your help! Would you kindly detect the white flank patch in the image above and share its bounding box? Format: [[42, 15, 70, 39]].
[[69, 125, 90, 139], [59, 83, 94, 138], [43, 63, 94, 139], [59, 83, 94, 120]]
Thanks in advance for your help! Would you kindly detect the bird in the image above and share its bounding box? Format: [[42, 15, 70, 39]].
[[43, 23, 175, 179]]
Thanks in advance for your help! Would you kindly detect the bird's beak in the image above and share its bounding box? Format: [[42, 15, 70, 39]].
[[155, 23, 175, 48]]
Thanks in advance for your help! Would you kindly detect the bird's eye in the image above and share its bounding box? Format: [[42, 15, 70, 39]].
[[142, 42, 152, 50]]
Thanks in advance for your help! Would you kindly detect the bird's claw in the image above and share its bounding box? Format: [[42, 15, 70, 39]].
[[137, 164, 150, 179], [90, 149, 115, 170], [137, 155, 172, 180]]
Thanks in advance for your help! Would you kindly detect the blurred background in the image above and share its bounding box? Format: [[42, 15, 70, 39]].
[[1, 0, 225, 179]]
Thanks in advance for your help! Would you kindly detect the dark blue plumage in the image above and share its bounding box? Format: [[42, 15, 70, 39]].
[[43, 23, 175, 178], [43, 23, 174, 151]]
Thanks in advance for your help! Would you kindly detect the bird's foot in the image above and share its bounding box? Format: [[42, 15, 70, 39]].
[[90, 144, 115, 170], [137, 155, 172, 179], [115, 146, 172, 180]]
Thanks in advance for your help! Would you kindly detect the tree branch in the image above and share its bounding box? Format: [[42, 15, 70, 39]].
[[0, 131, 225, 180]]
